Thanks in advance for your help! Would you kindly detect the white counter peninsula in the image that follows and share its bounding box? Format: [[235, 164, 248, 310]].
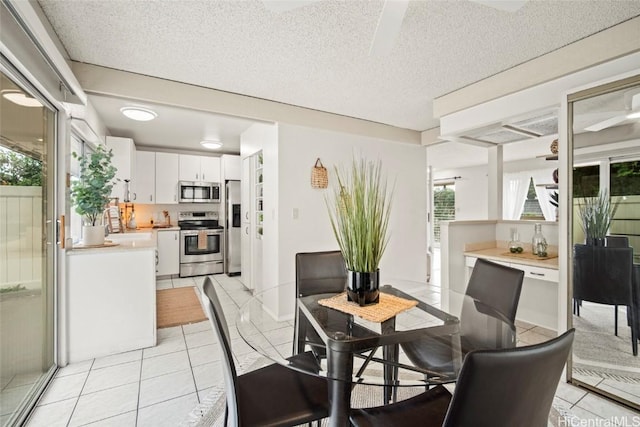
[[440, 220, 559, 331], [65, 232, 157, 363]]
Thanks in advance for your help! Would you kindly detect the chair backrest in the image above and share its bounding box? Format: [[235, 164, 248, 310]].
[[202, 278, 241, 426], [606, 235, 629, 247], [443, 329, 575, 427], [466, 258, 524, 323], [573, 244, 634, 305], [296, 251, 347, 297]]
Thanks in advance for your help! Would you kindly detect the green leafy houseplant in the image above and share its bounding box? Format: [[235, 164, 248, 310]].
[[577, 189, 619, 243], [326, 158, 393, 273], [70, 144, 118, 226]]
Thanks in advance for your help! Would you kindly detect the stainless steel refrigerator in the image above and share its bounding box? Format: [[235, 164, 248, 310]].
[[225, 180, 241, 275]]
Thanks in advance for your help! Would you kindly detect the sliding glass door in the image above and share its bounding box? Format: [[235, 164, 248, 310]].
[[568, 74, 640, 411], [0, 67, 57, 425]]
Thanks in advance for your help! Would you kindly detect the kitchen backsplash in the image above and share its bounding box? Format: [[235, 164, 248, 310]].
[[119, 203, 221, 228]]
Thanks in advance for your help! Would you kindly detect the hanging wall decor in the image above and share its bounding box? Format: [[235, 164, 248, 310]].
[[311, 158, 328, 189]]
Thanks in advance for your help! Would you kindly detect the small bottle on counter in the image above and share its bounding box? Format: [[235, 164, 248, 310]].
[[532, 223, 548, 256]]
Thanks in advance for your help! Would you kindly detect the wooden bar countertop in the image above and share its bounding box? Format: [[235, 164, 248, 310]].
[[463, 241, 559, 270]]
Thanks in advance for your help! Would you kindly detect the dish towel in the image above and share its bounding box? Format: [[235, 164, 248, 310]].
[[197, 230, 208, 250]]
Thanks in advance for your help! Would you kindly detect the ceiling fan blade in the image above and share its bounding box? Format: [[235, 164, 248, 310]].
[[470, 0, 528, 12], [584, 114, 628, 132], [369, 0, 409, 56], [262, 0, 321, 13]]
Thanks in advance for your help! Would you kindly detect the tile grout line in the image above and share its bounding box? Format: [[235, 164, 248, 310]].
[[134, 350, 144, 427], [65, 358, 95, 427], [183, 323, 203, 404]]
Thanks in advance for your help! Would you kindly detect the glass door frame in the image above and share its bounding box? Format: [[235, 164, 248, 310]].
[[565, 72, 640, 410], [0, 57, 59, 426]]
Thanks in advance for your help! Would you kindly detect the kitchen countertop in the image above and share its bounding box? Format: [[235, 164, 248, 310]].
[[67, 239, 157, 254], [464, 246, 559, 270], [67, 226, 183, 254]]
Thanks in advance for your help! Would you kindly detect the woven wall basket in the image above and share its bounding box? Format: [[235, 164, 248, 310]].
[[311, 158, 328, 189]]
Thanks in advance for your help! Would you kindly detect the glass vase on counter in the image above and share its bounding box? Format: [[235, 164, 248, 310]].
[[508, 228, 523, 254], [531, 223, 548, 256]]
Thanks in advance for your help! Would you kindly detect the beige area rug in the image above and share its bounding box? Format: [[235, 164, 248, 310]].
[[157, 287, 207, 329], [572, 302, 640, 380]]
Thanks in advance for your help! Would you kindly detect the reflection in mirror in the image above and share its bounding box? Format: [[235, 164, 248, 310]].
[[569, 76, 640, 411]]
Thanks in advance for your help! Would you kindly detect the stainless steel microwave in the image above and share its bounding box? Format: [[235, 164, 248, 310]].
[[178, 181, 220, 203]]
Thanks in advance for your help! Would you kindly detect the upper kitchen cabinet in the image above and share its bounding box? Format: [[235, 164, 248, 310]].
[[134, 151, 155, 204], [106, 136, 136, 201], [155, 152, 179, 204], [222, 154, 241, 181], [179, 154, 220, 183]]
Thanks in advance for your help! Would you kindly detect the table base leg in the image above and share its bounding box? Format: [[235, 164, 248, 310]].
[[327, 350, 353, 427]]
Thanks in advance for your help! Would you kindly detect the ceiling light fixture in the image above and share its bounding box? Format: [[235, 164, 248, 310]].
[[2, 90, 43, 107], [120, 106, 157, 121], [200, 140, 223, 150], [627, 110, 640, 119]]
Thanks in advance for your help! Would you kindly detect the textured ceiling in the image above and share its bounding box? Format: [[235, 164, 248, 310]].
[[39, 0, 640, 132]]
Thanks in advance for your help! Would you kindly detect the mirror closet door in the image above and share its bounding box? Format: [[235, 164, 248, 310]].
[[569, 74, 640, 411]]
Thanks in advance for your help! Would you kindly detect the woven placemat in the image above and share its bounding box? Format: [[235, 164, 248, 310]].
[[318, 291, 418, 323]]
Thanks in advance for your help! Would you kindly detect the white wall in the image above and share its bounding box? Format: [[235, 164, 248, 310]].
[[277, 124, 428, 305]]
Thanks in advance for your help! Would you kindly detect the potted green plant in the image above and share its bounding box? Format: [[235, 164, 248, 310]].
[[326, 158, 393, 306], [70, 144, 118, 246], [576, 189, 619, 245]]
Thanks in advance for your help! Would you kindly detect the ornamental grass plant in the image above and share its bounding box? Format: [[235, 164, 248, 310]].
[[577, 189, 619, 241], [326, 158, 393, 273]]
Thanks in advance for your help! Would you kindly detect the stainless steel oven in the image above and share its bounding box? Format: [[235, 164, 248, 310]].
[[178, 211, 224, 277]]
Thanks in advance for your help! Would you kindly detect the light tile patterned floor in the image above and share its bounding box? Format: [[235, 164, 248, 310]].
[[22, 274, 638, 426]]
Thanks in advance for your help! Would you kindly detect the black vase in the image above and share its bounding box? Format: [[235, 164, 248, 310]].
[[586, 237, 605, 246], [346, 270, 380, 307]]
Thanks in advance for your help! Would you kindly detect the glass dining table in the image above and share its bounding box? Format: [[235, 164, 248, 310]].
[[236, 281, 515, 427]]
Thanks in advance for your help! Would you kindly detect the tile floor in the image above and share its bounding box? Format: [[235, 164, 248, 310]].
[[22, 274, 638, 426]]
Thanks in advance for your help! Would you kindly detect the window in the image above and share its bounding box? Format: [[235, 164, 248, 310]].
[[520, 178, 544, 220], [69, 135, 94, 243], [573, 165, 599, 198], [433, 184, 455, 244], [610, 160, 640, 262]]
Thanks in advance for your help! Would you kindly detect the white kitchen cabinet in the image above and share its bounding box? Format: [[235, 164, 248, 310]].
[[179, 154, 220, 182], [465, 256, 558, 329], [222, 154, 241, 181], [67, 245, 156, 362], [134, 151, 155, 204], [240, 156, 253, 290], [155, 152, 179, 204], [200, 156, 220, 183], [106, 136, 136, 200], [157, 230, 179, 276]]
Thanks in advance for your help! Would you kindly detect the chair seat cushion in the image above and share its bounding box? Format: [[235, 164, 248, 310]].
[[350, 385, 452, 427], [237, 352, 329, 427]]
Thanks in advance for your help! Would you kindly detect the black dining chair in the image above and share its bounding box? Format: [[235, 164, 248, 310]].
[[400, 258, 524, 375], [294, 250, 348, 358], [606, 235, 630, 336], [573, 243, 637, 356], [350, 329, 575, 427], [201, 278, 330, 426]]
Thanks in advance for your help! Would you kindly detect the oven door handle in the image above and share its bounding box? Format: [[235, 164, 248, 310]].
[[181, 230, 223, 236]]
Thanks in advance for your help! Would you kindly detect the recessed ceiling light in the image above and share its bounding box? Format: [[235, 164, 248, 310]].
[[120, 106, 157, 121], [2, 90, 43, 107], [627, 110, 640, 119], [200, 140, 223, 150]]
